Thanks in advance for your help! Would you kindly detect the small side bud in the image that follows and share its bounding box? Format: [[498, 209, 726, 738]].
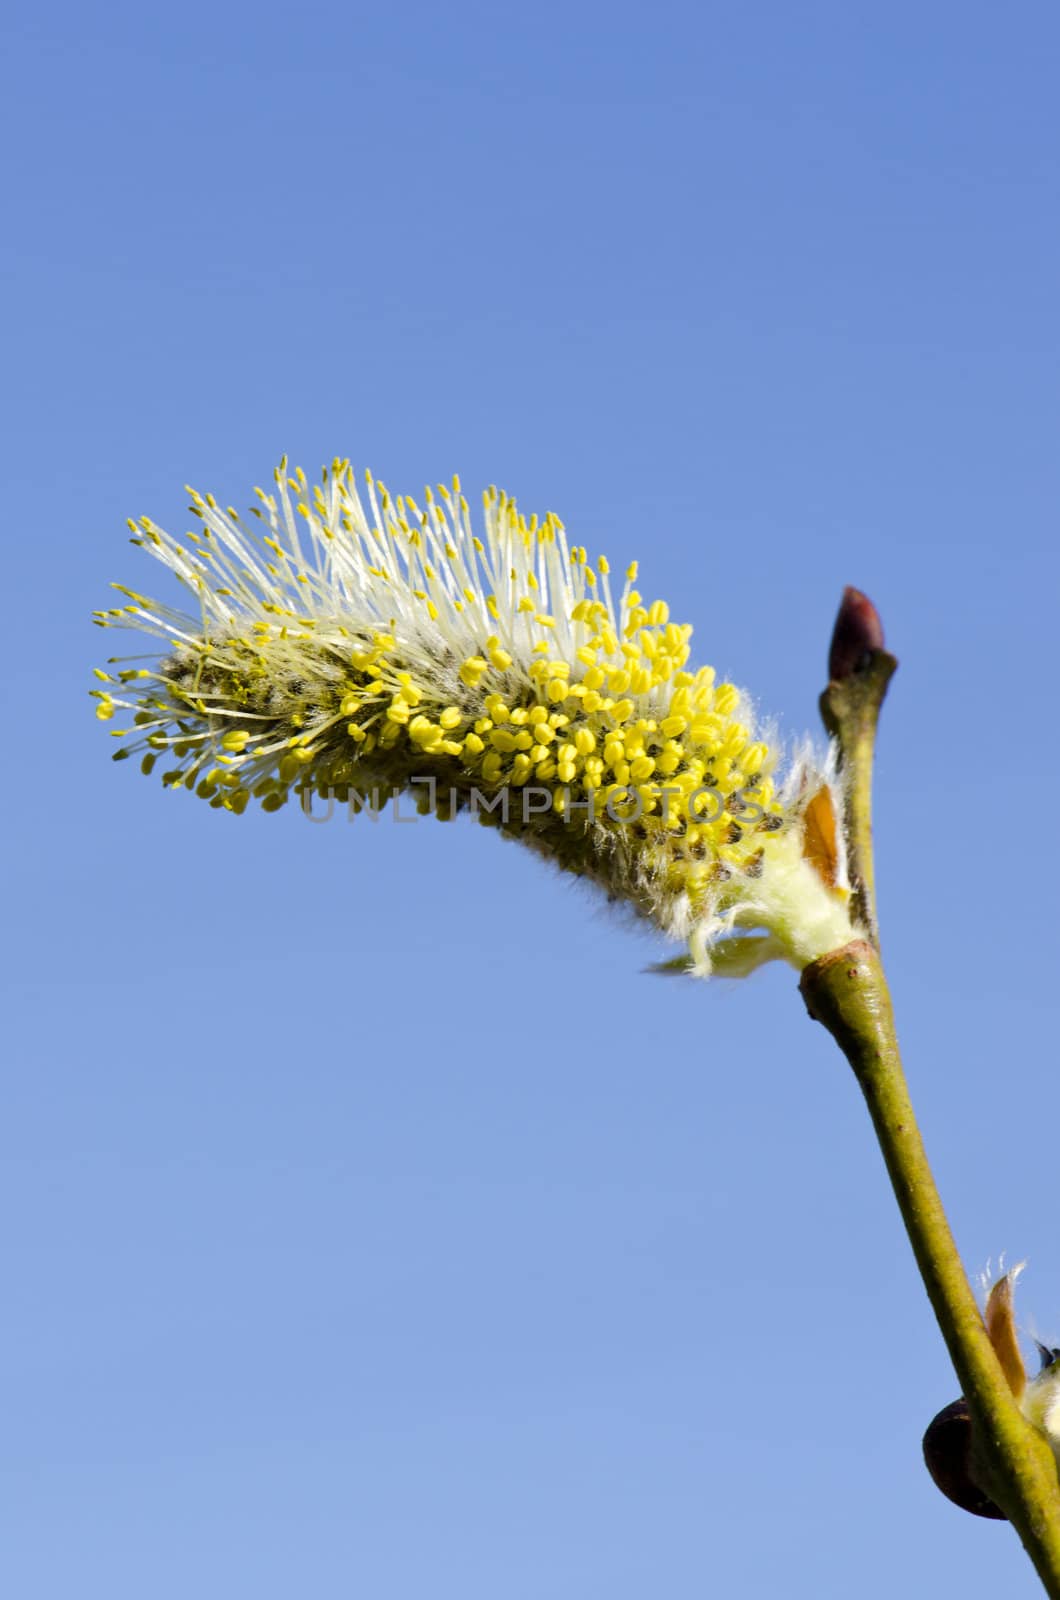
[[827, 586, 885, 681], [922, 1399, 1007, 1520]]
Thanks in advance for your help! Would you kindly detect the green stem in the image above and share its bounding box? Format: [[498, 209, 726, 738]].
[[809, 623, 1060, 1593], [801, 944, 1060, 1594]]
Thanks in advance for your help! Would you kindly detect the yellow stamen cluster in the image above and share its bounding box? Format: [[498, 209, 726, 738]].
[[92, 460, 820, 944]]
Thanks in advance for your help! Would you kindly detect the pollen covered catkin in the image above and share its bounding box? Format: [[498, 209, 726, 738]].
[[93, 460, 856, 976]]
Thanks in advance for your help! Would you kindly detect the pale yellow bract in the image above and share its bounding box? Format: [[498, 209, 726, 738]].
[[92, 459, 856, 976]]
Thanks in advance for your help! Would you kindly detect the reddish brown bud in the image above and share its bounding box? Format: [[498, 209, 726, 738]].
[[828, 587, 885, 681], [922, 1399, 1007, 1520]]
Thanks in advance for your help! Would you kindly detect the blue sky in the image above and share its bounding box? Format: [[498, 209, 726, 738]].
[[5, 2, 1060, 1595]]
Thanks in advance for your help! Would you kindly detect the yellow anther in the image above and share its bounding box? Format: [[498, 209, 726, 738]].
[[460, 656, 488, 687], [410, 718, 443, 750], [720, 725, 748, 759]]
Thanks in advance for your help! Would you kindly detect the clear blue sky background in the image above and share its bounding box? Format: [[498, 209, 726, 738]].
[[4, 3, 1060, 1595]]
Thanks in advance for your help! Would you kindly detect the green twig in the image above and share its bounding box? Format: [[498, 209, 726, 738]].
[[801, 943, 1060, 1593], [802, 593, 1060, 1595]]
